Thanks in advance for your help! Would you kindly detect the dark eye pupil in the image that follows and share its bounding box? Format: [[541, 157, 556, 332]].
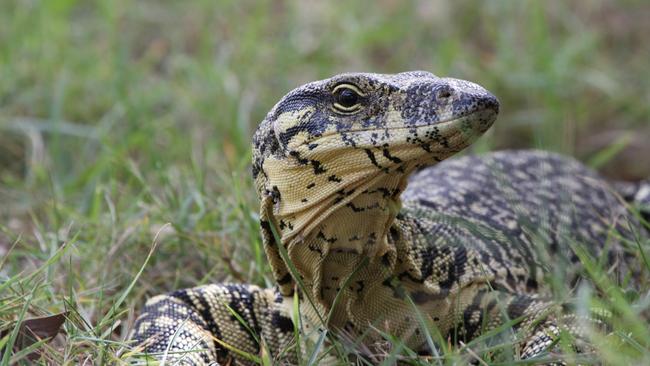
[[337, 89, 358, 107]]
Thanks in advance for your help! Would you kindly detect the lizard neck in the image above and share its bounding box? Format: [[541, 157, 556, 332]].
[[276, 174, 411, 330], [290, 179, 401, 282]]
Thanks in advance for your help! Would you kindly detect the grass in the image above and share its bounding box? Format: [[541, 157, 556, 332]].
[[0, 0, 649, 364]]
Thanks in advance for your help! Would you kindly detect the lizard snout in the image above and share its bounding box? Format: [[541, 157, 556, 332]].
[[441, 77, 500, 115], [439, 77, 499, 134], [401, 77, 499, 128]]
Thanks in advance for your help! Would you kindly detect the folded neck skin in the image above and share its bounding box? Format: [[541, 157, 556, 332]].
[[251, 72, 499, 335], [262, 117, 486, 329]]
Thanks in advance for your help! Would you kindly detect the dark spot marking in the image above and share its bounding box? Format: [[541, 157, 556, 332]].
[[316, 231, 337, 244], [289, 150, 309, 165], [382, 276, 406, 299], [364, 148, 382, 169], [308, 243, 324, 257], [381, 252, 392, 266], [378, 188, 391, 197], [382, 148, 402, 163], [310, 160, 326, 174], [346, 202, 365, 212], [271, 312, 294, 333], [328, 174, 342, 183], [270, 185, 282, 203], [389, 226, 400, 242]]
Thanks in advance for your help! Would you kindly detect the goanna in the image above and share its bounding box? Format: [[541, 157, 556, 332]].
[[133, 71, 649, 365]]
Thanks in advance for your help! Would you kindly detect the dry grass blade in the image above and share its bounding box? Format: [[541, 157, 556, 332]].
[[2, 312, 69, 361]]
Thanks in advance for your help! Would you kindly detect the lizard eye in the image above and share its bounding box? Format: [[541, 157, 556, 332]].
[[332, 83, 364, 114], [337, 88, 358, 107]]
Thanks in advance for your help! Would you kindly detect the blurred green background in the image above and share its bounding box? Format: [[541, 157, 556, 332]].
[[0, 0, 649, 362]]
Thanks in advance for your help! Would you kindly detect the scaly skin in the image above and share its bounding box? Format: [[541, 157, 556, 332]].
[[133, 71, 647, 365]]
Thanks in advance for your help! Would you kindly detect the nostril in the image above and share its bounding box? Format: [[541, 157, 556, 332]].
[[486, 95, 500, 113], [437, 88, 452, 99]]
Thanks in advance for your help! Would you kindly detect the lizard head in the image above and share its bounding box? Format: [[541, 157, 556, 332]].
[[252, 71, 498, 295], [253, 71, 498, 192]]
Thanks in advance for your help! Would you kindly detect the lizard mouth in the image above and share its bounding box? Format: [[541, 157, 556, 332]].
[[306, 106, 498, 154], [361, 107, 497, 134]]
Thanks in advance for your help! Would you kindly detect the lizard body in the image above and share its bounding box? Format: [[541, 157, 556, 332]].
[[133, 72, 648, 365]]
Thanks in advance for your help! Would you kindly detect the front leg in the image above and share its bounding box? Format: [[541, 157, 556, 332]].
[[449, 289, 602, 364], [133, 284, 295, 365]]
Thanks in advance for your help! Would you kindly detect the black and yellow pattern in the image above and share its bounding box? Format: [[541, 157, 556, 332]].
[[133, 72, 648, 365]]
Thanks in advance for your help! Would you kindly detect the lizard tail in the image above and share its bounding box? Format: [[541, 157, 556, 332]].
[[612, 179, 650, 226]]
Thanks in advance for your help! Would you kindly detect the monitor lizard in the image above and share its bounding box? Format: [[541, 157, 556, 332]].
[[133, 71, 648, 365]]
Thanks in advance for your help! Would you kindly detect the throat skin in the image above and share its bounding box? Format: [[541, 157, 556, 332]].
[[259, 117, 496, 343], [287, 175, 405, 312], [261, 143, 417, 316], [283, 187, 482, 346], [288, 189, 407, 337], [265, 160, 486, 346]]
